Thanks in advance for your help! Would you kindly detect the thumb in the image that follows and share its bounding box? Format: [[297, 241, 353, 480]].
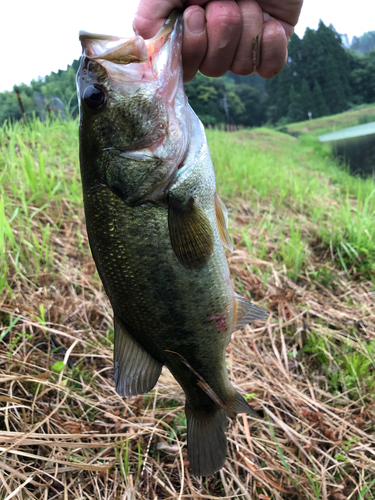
[[133, 0, 185, 39]]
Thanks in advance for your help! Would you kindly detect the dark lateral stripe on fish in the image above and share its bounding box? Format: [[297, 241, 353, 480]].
[[168, 196, 214, 270]]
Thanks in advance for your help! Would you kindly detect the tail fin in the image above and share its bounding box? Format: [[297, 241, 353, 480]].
[[185, 391, 259, 476], [185, 404, 227, 476]]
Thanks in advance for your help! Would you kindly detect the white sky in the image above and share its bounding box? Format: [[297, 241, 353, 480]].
[[1, 0, 373, 92]]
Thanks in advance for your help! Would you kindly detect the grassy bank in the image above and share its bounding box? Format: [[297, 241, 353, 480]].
[[1, 119, 375, 499], [281, 103, 375, 137]]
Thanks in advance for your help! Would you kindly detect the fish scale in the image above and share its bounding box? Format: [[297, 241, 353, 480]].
[[77, 10, 267, 476]]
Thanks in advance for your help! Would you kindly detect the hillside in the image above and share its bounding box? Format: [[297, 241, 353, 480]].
[[1, 24, 375, 130], [1, 119, 375, 499], [281, 103, 375, 137]]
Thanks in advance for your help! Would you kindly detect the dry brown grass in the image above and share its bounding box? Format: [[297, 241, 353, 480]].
[[1, 195, 375, 500], [2, 122, 375, 499]]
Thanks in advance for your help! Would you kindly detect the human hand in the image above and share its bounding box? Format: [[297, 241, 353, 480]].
[[133, 0, 303, 82]]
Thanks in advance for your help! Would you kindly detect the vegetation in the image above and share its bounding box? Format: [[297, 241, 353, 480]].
[[281, 103, 375, 137], [350, 30, 375, 55], [0, 60, 80, 125], [267, 23, 375, 126], [1, 117, 375, 499], [1, 26, 375, 128]]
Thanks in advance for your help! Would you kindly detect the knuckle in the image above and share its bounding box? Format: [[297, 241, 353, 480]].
[[207, 3, 242, 29]]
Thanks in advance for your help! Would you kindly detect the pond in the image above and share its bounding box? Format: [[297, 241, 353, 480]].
[[319, 122, 375, 178]]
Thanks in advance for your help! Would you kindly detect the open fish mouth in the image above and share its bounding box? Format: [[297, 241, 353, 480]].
[[78, 10, 182, 81], [77, 10, 191, 205]]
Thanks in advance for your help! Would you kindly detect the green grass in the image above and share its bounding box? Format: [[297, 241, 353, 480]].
[[280, 103, 375, 137], [208, 128, 375, 277], [0, 117, 80, 296], [2, 116, 375, 499]]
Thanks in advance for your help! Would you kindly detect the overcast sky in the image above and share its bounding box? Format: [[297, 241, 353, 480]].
[[1, 0, 373, 92]]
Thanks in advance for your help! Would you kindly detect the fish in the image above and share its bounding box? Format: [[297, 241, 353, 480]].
[[77, 10, 267, 477]]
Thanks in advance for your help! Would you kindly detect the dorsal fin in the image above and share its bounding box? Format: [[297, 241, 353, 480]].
[[214, 193, 233, 252], [233, 293, 268, 330]]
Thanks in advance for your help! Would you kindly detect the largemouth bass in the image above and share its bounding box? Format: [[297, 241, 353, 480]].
[[77, 11, 267, 476]]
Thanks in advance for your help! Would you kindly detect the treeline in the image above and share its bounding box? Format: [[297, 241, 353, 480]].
[[0, 60, 80, 125], [350, 31, 375, 55], [266, 22, 375, 125], [1, 23, 374, 127]]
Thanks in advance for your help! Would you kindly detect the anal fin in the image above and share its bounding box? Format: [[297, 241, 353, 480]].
[[114, 316, 162, 397], [214, 193, 233, 252], [234, 293, 268, 330], [230, 390, 259, 418]]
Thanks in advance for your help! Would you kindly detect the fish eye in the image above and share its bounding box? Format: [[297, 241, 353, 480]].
[[83, 84, 107, 109]]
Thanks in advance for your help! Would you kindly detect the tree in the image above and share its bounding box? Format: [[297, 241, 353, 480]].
[[286, 84, 305, 123], [300, 79, 316, 119], [312, 80, 329, 117], [349, 49, 375, 104], [232, 84, 265, 127], [266, 20, 355, 124], [350, 31, 375, 55]]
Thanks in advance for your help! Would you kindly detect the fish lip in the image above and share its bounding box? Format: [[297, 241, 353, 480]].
[[79, 11, 182, 65]]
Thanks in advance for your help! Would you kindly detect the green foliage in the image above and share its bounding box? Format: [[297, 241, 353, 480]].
[[304, 330, 375, 399], [267, 22, 369, 125], [349, 49, 375, 105], [0, 118, 80, 296], [277, 221, 307, 280], [7, 331, 34, 357], [1, 26, 375, 129], [184, 73, 264, 127], [52, 361, 66, 372], [303, 332, 332, 366], [0, 60, 80, 125], [350, 31, 375, 55]]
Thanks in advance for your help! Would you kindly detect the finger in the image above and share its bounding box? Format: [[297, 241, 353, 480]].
[[256, 17, 288, 78], [182, 6, 208, 82], [257, 0, 303, 27], [199, 0, 242, 78], [275, 19, 295, 39], [133, 0, 185, 38], [230, 0, 264, 75]]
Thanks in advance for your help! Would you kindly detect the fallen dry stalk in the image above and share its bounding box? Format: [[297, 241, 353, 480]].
[[1, 186, 375, 499]]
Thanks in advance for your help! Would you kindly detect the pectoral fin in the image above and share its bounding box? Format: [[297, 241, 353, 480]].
[[214, 193, 233, 252], [234, 293, 268, 330], [168, 196, 214, 270], [114, 316, 162, 397]]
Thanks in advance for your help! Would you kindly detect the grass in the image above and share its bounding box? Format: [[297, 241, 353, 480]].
[[1, 117, 375, 498], [281, 102, 375, 137]]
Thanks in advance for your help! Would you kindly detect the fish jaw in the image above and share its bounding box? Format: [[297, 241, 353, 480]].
[[77, 10, 190, 205]]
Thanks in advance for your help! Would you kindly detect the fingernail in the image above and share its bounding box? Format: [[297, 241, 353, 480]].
[[132, 19, 139, 36], [263, 12, 271, 22], [186, 9, 206, 34]]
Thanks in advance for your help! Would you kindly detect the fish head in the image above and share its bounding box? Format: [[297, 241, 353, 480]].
[[77, 11, 190, 203]]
